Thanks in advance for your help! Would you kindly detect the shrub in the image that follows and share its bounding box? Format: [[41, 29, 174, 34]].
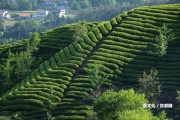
[[121, 11, 128, 19], [59, 50, 69, 63], [0, 116, 11, 120], [83, 36, 96, 47], [88, 32, 99, 43], [98, 25, 109, 35], [110, 18, 118, 26], [115, 16, 122, 23], [68, 86, 93, 93], [119, 22, 159, 34], [111, 31, 155, 42], [4, 98, 44, 107], [78, 39, 93, 51], [64, 47, 72, 60], [49, 57, 57, 69], [136, 10, 178, 20], [89, 59, 119, 70], [115, 26, 156, 38], [93, 28, 103, 40], [43, 61, 52, 72], [54, 53, 63, 66], [69, 44, 86, 58], [73, 42, 89, 54], [38, 63, 46, 76]]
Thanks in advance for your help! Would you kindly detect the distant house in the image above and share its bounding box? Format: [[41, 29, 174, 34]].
[[32, 10, 49, 20], [59, 9, 66, 18], [0, 10, 11, 20], [19, 13, 31, 20]]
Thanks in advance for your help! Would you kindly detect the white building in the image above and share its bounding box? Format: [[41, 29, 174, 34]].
[[32, 10, 49, 20], [0, 10, 11, 20], [59, 9, 66, 18]]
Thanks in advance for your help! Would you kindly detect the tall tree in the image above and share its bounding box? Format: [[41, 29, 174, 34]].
[[155, 23, 176, 57], [14, 42, 35, 81], [138, 68, 161, 103]]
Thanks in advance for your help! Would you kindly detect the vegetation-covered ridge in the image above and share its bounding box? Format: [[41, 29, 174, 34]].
[[38, 22, 99, 50], [0, 22, 98, 55], [0, 4, 180, 119]]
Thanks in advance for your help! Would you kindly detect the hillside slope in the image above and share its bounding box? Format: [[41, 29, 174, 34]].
[[0, 22, 98, 61], [0, 4, 180, 119]]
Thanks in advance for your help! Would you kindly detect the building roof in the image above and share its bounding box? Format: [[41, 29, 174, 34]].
[[19, 13, 31, 17]]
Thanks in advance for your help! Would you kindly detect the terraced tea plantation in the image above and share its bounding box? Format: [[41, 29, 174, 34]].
[[0, 4, 180, 120], [0, 22, 98, 66], [39, 23, 98, 50]]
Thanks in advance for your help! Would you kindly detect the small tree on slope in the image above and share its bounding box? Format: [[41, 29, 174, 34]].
[[155, 23, 176, 57], [70, 21, 88, 41], [138, 68, 161, 103], [87, 64, 109, 98]]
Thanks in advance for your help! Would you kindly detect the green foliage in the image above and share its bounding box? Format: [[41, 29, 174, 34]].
[[104, 22, 112, 31], [98, 24, 109, 35], [93, 89, 169, 120], [70, 21, 88, 41], [0, 49, 14, 80], [0, 116, 11, 120], [93, 28, 103, 40], [0, 4, 180, 119], [138, 68, 161, 103], [87, 64, 108, 90], [115, 15, 123, 23], [110, 18, 118, 26], [93, 89, 147, 120], [0, 49, 14, 94], [48, 87, 59, 110], [14, 42, 35, 80], [157, 111, 169, 120], [3, 21, 44, 40], [154, 23, 176, 57], [29, 32, 41, 49], [46, 112, 55, 120], [176, 90, 180, 111]]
